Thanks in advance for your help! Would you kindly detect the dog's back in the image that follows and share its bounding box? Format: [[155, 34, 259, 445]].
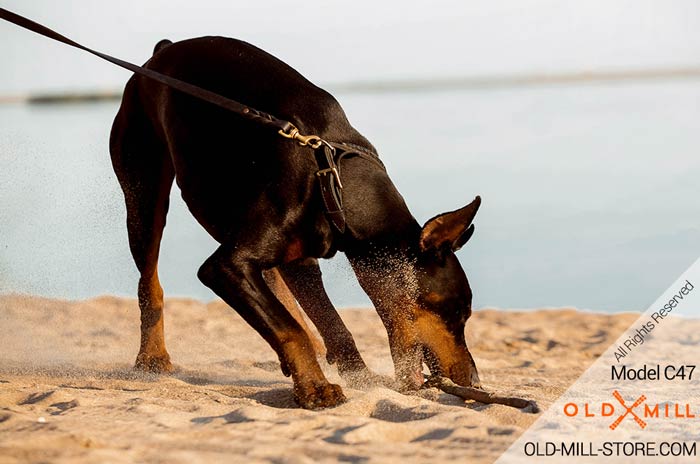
[[112, 36, 370, 242]]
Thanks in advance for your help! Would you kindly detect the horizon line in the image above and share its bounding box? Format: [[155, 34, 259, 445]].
[[1, 65, 699, 104]]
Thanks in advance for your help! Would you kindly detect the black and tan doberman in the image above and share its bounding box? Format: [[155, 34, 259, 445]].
[[110, 36, 482, 409]]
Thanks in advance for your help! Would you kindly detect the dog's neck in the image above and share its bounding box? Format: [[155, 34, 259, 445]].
[[339, 162, 423, 277]]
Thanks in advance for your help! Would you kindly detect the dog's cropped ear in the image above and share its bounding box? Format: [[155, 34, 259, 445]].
[[420, 196, 481, 253]]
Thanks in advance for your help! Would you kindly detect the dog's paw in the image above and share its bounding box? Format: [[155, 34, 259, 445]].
[[293, 381, 346, 410], [134, 352, 173, 374], [393, 367, 425, 393]]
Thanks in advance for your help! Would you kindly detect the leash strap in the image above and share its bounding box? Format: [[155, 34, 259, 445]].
[[329, 141, 386, 171], [315, 142, 387, 233], [0, 7, 293, 132], [315, 144, 346, 233]]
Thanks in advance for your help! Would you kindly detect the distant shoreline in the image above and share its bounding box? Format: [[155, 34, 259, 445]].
[[0, 291, 643, 314], [2, 65, 699, 104]]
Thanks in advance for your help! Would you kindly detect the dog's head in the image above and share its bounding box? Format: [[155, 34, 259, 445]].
[[348, 194, 482, 390], [412, 195, 481, 388]]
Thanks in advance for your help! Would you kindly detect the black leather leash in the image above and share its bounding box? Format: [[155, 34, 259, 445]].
[[0, 7, 384, 233], [0, 8, 293, 133]]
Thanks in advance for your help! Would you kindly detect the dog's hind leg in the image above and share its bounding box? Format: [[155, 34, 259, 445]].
[[110, 94, 175, 373], [279, 259, 388, 388]]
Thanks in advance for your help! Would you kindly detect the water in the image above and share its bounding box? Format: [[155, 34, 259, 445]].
[[1, 81, 699, 311]]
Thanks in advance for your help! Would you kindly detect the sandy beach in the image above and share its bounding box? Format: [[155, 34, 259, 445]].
[[0, 295, 638, 463]]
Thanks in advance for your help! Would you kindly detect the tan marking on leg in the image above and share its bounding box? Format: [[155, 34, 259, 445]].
[[376, 302, 424, 390], [264, 268, 326, 358], [283, 238, 305, 263], [135, 267, 172, 372]]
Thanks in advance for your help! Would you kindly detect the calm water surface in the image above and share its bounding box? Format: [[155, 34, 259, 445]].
[[1, 81, 699, 311]]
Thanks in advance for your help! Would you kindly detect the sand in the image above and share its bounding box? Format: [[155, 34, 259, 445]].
[[0, 295, 638, 463]]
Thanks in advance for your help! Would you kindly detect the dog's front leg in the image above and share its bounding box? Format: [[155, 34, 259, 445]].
[[374, 302, 424, 391], [197, 246, 345, 409], [350, 261, 425, 392], [263, 267, 326, 358], [279, 259, 390, 388]]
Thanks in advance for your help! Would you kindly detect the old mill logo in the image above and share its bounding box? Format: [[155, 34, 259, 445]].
[[563, 391, 696, 430]]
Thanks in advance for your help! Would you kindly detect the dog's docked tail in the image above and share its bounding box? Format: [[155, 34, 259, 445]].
[[153, 39, 172, 55]]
